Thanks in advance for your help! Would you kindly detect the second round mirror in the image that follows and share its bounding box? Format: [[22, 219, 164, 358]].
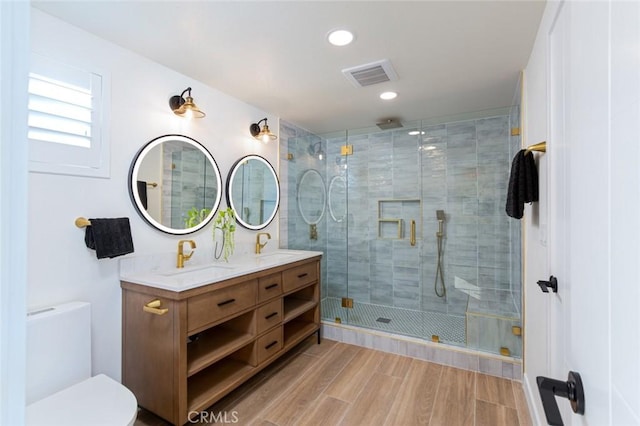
[[226, 155, 280, 230]]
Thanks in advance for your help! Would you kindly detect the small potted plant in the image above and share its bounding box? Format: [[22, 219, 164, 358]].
[[213, 207, 236, 262]]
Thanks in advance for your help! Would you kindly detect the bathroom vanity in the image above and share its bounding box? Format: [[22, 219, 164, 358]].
[[120, 250, 321, 425]]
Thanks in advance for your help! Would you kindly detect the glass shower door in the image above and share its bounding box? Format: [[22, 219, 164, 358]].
[[342, 125, 424, 337]]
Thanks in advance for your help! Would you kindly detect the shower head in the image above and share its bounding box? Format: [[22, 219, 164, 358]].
[[436, 210, 445, 221]]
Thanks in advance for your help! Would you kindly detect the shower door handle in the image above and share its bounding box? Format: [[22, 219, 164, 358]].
[[410, 220, 416, 246]]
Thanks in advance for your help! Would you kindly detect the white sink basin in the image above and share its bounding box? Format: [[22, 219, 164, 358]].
[[255, 252, 298, 263], [159, 263, 235, 277]]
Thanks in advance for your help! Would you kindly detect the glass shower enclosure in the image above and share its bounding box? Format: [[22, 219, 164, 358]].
[[280, 110, 522, 359]]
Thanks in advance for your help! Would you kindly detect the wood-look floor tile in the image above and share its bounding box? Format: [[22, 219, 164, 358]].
[[384, 359, 442, 426], [261, 343, 360, 425], [210, 353, 317, 425], [476, 373, 517, 408], [247, 419, 278, 426], [376, 352, 413, 378], [297, 395, 350, 426], [135, 408, 169, 426], [136, 340, 534, 426], [340, 372, 403, 426], [476, 399, 520, 426], [324, 347, 385, 402], [512, 382, 533, 426], [429, 367, 476, 426], [301, 336, 337, 357]]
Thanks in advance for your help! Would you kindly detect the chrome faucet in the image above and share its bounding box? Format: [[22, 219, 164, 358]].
[[255, 232, 271, 254], [177, 240, 196, 268]]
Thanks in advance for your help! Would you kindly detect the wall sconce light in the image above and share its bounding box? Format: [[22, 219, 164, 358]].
[[169, 87, 206, 119], [249, 118, 277, 143], [309, 142, 325, 160]]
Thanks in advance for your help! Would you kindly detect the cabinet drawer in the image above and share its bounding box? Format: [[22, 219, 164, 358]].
[[187, 280, 257, 332], [257, 327, 282, 364], [258, 273, 282, 303], [282, 262, 317, 293], [256, 299, 282, 334]]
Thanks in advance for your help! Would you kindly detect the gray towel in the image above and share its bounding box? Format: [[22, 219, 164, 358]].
[[84, 218, 134, 259]]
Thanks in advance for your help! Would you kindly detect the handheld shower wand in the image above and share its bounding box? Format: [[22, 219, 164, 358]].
[[436, 210, 445, 235], [434, 210, 446, 298]]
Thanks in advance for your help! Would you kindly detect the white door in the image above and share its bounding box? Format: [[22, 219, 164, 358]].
[[545, 1, 640, 425]]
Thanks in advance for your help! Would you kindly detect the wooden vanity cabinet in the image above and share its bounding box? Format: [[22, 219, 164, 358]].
[[121, 256, 321, 426]]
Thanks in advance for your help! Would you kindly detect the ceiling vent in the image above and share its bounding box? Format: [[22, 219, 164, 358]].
[[342, 59, 398, 88], [376, 119, 403, 130]]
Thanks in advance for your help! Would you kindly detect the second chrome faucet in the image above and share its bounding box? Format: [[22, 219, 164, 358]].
[[255, 233, 271, 254]]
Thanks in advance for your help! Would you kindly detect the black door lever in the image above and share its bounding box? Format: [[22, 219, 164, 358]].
[[538, 275, 558, 293], [536, 371, 585, 425]]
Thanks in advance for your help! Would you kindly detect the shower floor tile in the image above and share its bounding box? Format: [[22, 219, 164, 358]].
[[321, 297, 466, 345]]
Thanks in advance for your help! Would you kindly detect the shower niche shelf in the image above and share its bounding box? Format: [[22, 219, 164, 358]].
[[377, 199, 420, 240]]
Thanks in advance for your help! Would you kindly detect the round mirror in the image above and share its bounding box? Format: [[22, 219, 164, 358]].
[[226, 155, 280, 230], [297, 169, 326, 225], [128, 134, 222, 235], [328, 176, 347, 222]]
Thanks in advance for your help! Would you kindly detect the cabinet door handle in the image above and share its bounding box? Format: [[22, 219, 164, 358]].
[[217, 298, 236, 307], [265, 312, 278, 320], [265, 341, 278, 350], [297, 273, 308, 279], [143, 299, 168, 316], [265, 283, 278, 290]]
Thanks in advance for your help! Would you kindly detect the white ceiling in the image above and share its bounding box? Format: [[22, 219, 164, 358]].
[[33, 1, 546, 135]]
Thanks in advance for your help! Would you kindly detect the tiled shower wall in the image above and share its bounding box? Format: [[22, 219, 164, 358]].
[[279, 120, 329, 298], [279, 114, 520, 323]]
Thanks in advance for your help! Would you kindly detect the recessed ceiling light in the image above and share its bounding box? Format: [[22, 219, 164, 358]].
[[380, 91, 398, 100], [327, 29, 354, 47]]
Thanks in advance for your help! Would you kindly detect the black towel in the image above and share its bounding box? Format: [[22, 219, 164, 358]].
[[506, 150, 539, 219], [136, 180, 148, 210], [84, 218, 134, 259]]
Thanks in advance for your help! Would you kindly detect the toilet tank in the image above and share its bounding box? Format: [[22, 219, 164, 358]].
[[26, 301, 92, 404]]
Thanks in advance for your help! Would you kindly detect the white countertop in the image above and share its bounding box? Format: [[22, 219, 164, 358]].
[[119, 249, 323, 292]]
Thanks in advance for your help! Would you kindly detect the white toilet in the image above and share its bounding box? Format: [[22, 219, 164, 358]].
[[26, 301, 137, 426]]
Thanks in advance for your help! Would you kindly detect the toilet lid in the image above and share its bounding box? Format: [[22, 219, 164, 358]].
[[26, 374, 137, 426]]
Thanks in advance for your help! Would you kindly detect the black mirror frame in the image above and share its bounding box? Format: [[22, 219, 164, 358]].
[[225, 154, 280, 230], [128, 134, 222, 235]]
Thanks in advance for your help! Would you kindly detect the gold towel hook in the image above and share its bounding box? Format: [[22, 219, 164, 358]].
[[75, 217, 91, 228], [525, 141, 547, 154]]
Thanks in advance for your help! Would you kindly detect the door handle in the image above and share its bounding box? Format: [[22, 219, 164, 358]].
[[536, 371, 585, 426], [538, 276, 558, 293]]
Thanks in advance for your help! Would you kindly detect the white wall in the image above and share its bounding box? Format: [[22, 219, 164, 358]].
[[0, 2, 29, 423], [28, 9, 279, 381]]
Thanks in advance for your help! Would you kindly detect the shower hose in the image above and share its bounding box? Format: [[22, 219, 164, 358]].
[[434, 231, 446, 298]]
